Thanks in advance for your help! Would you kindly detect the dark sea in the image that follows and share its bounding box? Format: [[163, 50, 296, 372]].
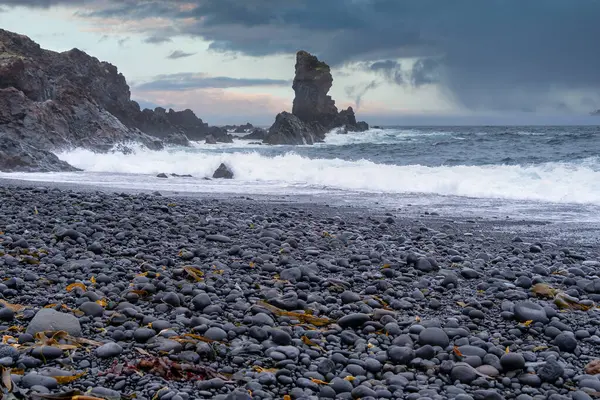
[[2, 125, 600, 224]]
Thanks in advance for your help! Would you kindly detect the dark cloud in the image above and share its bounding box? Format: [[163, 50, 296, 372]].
[[410, 58, 440, 87], [134, 73, 290, 91], [369, 60, 404, 85], [0, 0, 88, 6], [10, 0, 600, 112], [167, 50, 196, 59], [144, 35, 172, 44]]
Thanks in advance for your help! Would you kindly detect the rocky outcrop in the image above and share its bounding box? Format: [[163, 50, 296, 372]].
[[0, 136, 79, 172], [221, 123, 254, 133], [264, 112, 320, 145], [234, 123, 254, 133], [242, 128, 267, 140], [213, 163, 234, 179], [264, 51, 368, 145], [0, 29, 225, 171]]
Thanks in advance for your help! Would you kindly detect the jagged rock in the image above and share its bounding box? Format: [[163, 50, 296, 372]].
[[0, 136, 79, 172], [0, 29, 227, 171], [234, 123, 254, 133], [204, 127, 233, 143], [156, 173, 168, 179], [242, 128, 267, 140], [163, 132, 190, 146], [355, 121, 369, 131], [265, 50, 368, 145], [212, 163, 234, 179], [264, 112, 321, 145], [205, 135, 217, 144]]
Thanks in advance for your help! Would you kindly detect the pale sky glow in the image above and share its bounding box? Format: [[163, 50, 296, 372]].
[[1, 1, 599, 125]]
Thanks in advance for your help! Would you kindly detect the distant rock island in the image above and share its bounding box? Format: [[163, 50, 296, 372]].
[[265, 51, 368, 145], [0, 30, 368, 172]]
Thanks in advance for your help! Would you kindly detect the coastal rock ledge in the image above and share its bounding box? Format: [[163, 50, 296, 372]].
[[264, 51, 369, 145], [0, 29, 231, 172]]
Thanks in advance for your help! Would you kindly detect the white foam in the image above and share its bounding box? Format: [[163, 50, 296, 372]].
[[322, 128, 453, 145], [2, 147, 595, 205]]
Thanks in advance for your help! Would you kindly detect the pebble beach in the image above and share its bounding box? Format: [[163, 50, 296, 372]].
[[1, 183, 600, 400]]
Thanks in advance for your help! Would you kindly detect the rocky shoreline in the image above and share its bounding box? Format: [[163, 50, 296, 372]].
[[0, 29, 368, 173], [0, 184, 599, 399]]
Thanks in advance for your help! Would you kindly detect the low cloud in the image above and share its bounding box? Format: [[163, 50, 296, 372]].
[[167, 50, 196, 59], [345, 80, 379, 110], [134, 72, 290, 91], [143, 34, 172, 44], [369, 60, 404, 85]]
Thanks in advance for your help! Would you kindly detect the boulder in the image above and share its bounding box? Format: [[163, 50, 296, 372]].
[[26, 308, 82, 337], [264, 112, 322, 145], [0, 136, 79, 172], [264, 50, 369, 145], [212, 163, 234, 179]]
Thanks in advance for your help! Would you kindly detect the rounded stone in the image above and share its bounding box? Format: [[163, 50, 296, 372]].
[[162, 292, 181, 307], [329, 377, 353, 393], [388, 346, 415, 365], [26, 308, 81, 337], [191, 293, 212, 311], [79, 301, 104, 317], [500, 353, 525, 370], [133, 328, 156, 343], [554, 333, 577, 352], [270, 329, 292, 346], [419, 327, 449, 348], [513, 301, 548, 323], [451, 363, 477, 383], [337, 313, 370, 329], [96, 342, 123, 358], [0, 307, 15, 321], [204, 327, 227, 341]]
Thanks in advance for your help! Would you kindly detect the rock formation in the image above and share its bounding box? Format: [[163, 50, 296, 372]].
[[0, 29, 228, 172], [264, 51, 368, 145], [212, 163, 234, 179], [242, 128, 267, 140]]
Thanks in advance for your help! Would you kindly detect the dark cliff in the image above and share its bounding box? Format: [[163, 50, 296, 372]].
[[0, 29, 230, 171]]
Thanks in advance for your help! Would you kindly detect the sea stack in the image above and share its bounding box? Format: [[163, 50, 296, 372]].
[[264, 51, 368, 145]]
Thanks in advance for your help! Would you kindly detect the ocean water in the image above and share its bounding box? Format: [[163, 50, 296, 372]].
[[2, 125, 600, 222]]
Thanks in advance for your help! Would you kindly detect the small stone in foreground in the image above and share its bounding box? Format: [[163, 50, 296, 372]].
[[96, 342, 123, 358], [513, 301, 548, 323], [26, 308, 81, 337], [418, 327, 449, 348]]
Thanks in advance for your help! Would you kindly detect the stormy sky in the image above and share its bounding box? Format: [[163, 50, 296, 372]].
[[1, 0, 599, 125]]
